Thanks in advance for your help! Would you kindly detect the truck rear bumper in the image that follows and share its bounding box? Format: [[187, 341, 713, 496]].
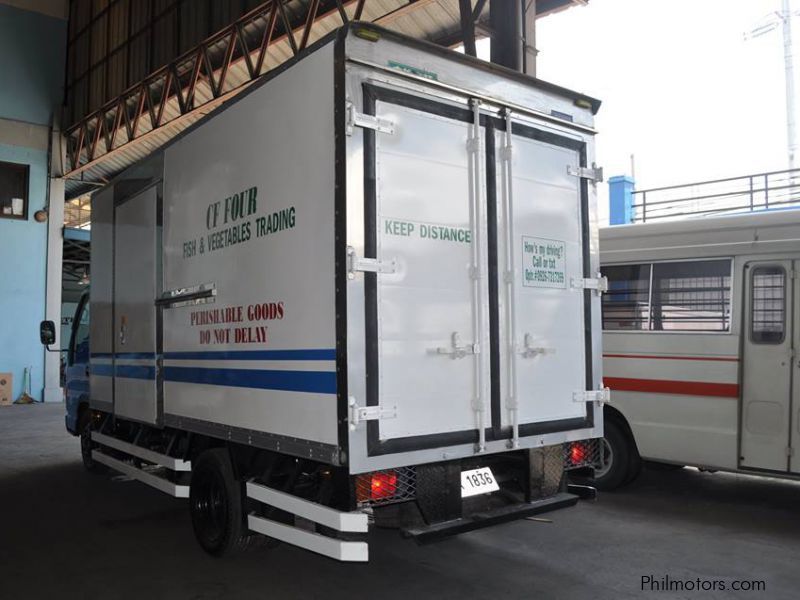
[[401, 491, 579, 544]]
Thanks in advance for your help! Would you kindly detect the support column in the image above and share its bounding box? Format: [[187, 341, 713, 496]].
[[43, 125, 65, 403], [490, 0, 523, 71], [458, 0, 477, 57], [490, 1, 537, 75], [608, 175, 635, 225], [522, 0, 537, 77]]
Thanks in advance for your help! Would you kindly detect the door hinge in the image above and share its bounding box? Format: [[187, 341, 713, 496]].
[[787, 446, 795, 457], [346, 246, 397, 279], [567, 163, 604, 183], [571, 275, 608, 294], [348, 397, 397, 430], [345, 101, 395, 136], [573, 388, 611, 404]]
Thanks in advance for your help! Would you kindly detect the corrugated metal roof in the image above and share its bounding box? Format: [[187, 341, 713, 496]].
[[64, 0, 584, 199]]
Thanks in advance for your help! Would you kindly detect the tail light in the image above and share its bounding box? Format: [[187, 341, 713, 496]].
[[564, 439, 600, 470], [570, 443, 587, 464], [355, 470, 398, 503]]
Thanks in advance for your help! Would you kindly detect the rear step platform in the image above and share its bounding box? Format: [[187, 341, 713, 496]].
[[402, 492, 579, 544]]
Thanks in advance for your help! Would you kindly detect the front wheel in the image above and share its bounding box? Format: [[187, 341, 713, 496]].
[[593, 419, 640, 491], [190, 449, 252, 556], [78, 408, 105, 473]]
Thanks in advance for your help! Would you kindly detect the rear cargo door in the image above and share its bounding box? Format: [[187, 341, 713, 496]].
[[492, 118, 594, 436], [362, 85, 490, 453], [113, 185, 159, 424]]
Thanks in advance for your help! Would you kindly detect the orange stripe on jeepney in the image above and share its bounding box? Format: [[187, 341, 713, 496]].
[[603, 353, 739, 362], [604, 377, 740, 398]]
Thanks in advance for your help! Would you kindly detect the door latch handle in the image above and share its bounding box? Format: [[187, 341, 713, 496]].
[[519, 333, 555, 358], [119, 316, 127, 346], [431, 332, 477, 359]]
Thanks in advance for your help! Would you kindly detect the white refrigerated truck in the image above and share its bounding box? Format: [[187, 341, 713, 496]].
[[46, 23, 606, 561]]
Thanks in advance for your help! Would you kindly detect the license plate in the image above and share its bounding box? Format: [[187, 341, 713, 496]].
[[460, 466, 499, 498]]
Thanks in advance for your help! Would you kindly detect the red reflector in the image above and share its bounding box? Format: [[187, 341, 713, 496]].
[[570, 443, 587, 465], [370, 471, 397, 501]]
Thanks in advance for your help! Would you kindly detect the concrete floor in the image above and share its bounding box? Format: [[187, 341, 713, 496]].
[[1, 404, 798, 600]]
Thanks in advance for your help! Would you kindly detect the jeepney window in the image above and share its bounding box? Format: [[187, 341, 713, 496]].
[[750, 266, 785, 344], [650, 260, 731, 332], [601, 264, 651, 330]]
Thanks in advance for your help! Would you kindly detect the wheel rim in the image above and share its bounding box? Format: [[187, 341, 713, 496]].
[[594, 437, 614, 480], [192, 473, 227, 546]]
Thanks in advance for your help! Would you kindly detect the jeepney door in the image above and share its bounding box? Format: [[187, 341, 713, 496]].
[[741, 260, 793, 472]]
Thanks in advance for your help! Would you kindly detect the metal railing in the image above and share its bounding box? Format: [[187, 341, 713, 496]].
[[632, 168, 800, 222]]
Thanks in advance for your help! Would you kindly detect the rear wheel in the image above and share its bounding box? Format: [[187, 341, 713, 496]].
[[190, 448, 251, 556], [593, 419, 640, 490], [623, 440, 643, 485]]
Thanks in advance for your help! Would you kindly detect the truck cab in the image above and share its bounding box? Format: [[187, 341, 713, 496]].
[[64, 289, 90, 435]]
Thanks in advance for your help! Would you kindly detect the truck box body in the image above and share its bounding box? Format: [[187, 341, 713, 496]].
[[90, 24, 603, 476], [81, 26, 603, 560]]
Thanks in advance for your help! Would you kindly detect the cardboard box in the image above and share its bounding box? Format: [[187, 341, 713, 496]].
[[0, 373, 11, 406]]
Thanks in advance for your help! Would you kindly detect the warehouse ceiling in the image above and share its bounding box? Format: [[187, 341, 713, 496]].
[[62, 0, 586, 199]]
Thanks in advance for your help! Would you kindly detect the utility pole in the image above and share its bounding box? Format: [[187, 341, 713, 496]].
[[746, 0, 798, 170], [782, 0, 797, 170]]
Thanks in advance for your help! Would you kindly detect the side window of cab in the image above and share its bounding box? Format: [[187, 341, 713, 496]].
[[69, 296, 90, 366]]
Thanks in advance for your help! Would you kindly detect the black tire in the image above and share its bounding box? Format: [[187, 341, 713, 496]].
[[189, 448, 252, 556], [593, 419, 640, 491], [78, 408, 105, 474], [623, 441, 643, 485]]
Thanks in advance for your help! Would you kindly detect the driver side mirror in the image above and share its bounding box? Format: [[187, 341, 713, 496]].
[[39, 320, 56, 346]]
